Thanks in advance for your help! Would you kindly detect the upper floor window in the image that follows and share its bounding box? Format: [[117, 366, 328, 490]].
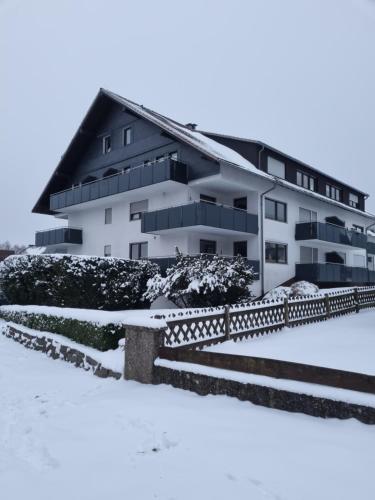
[[326, 184, 341, 202], [297, 170, 315, 191], [300, 246, 318, 264], [349, 193, 359, 208], [299, 207, 317, 223], [233, 197, 247, 210], [123, 127, 132, 146], [104, 244, 112, 257], [104, 207, 112, 225], [265, 198, 287, 222], [267, 157, 285, 179], [103, 135, 111, 154], [130, 200, 148, 221]]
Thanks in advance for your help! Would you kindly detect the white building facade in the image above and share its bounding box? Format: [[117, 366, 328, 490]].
[[34, 89, 375, 296]]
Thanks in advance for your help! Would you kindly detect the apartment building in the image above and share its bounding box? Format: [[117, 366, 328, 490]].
[[33, 89, 375, 296]]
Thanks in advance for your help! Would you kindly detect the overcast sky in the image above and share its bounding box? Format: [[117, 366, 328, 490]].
[[1, 0, 375, 245]]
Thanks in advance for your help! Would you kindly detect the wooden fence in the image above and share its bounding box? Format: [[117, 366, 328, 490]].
[[163, 286, 375, 349]]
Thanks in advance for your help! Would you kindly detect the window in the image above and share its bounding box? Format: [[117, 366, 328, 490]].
[[325, 251, 346, 264], [169, 151, 178, 161], [200, 239, 217, 254], [349, 193, 359, 208], [326, 184, 341, 201], [299, 207, 317, 223], [130, 200, 148, 221], [104, 208, 112, 225], [233, 197, 247, 210], [130, 242, 148, 260], [200, 194, 217, 204], [104, 245, 111, 257], [123, 127, 132, 146], [368, 255, 375, 271], [267, 157, 285, 179], [265, 198, 287, 222], [103, 135, 111, 154], [265, 242, 287, 264], [300, 246, 318, 264], [297, 170, 315, 191], [352, 224, 364, 233], [233, 241, 247, 257], [353, 254, 366, 268]]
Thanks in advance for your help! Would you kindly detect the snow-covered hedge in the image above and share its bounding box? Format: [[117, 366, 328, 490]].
[[145, 254, 255, 307], [263, 281, 320, 301], [0, 308, 123, 351], [0, 254, 159, 310]]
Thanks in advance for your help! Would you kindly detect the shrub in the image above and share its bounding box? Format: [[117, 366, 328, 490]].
[[145, 253, 255, 307], [0, 254, 159, 310], [0, 308, 123, 351]]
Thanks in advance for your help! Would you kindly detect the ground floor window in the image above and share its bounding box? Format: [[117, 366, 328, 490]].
[[300, 246, 318, 264], [233, 241, 247, 257], [265, 242, 287, 264], [104, 244, 111, 257], [200, 239, 217, 254], [130, 242, 148, 259]]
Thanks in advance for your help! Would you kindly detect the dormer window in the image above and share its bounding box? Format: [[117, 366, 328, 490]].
[[267, 157, 285, 179], [103, 135, 111, 154], [297, 170, 315, 191], [326, 184, 341, 202], [123, 127, 132, 146], [349, 193, 359, 208]]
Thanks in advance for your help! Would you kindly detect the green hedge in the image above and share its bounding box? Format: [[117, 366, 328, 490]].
[[0, 310, 124, 351], [0, 254, 159, 310]]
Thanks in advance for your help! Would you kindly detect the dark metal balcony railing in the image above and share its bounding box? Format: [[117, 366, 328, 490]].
[[142, 201, 258, 235], [50, 158, 188, 211], [296, 262, 374, 284], [295, 221, 367, 249], [35, 227, 83, 247], [367, 241, 375, 255]]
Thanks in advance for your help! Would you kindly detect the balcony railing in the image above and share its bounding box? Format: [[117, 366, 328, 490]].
[[35, 227, 83, 247], [295, 222, 367, 249], [141, 201, 258, 235], [50, 158, 188, 211], [296, 262, 374, 284]]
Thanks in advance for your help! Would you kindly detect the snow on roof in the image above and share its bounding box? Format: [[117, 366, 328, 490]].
[[103, 89, 375, 220]]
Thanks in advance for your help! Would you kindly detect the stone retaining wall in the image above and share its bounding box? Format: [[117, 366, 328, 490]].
[[154, 365, 375, 425], [3, 324, 122, 380]]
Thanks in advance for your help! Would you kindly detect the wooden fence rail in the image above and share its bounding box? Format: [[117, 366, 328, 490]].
[[163, 287, 375, 349]]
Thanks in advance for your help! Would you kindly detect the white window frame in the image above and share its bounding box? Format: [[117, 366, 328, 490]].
[[349, 193, 359, 208], [123, 127, 132, 146], [130, 200, 148, 221], [104, 207, 112, 225], [102, 135, 111, 154], [104, 244, 112, 257], [299, 207, 317, 223]]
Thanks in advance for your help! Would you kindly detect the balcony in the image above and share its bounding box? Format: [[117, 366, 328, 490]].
[[141, 201, 258, 235], [35, 227, 83, 247], [295, 222, 367, 249], [50, 158, 188, 211], [296, 262, 374, 284]]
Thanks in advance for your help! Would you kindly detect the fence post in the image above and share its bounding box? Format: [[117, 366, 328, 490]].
[[354, 288, 360, 313], [224, 304, 231, 340], [284, 297, 289, 327], [325, 293, 331, 319]]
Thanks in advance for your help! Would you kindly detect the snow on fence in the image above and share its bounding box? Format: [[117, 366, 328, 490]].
[[163, 286, 375, 348]]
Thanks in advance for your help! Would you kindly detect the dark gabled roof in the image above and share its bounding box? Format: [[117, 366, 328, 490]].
[[200, 130, 369, 197], [33, 88, 261, 214]]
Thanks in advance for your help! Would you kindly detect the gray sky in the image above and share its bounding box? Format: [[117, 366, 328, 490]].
[[1, 0, 375, 246]]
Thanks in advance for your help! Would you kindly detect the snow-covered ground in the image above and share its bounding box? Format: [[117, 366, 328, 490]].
[[205, 309, 375, 375], [0, 333, 374, 500]]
